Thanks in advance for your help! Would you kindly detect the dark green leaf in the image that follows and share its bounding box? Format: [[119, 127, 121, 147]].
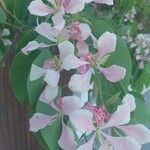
[[11, 51, 40, 103]]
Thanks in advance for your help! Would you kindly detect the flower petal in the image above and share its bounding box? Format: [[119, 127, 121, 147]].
[[44, 70, 60, 87], [62, 54, 89, 71], [2, 39, 12, 46], [58, 121, 77, 150], [61, 96, 82, 115], [28, 0, 53, 16], [101, 65, 126, 82], [102, 134, 141, 150], [30, 64, 46, 81], [21, 41, 48, 55], [35, 23, 57, 42], [65, 0, 85, 14], [98, 32, 116, 58], [79, 23, 91, 40], [103, 134, 141, 150], [118, 124, 150, 144], [52, 12, 65, 31], [29, 113, 56, 132], [58, 41, 74, 60], [69, 69, 93, 93], [39, 85, 58, 104], [1, 28, 10, 36], [102, 101, 131, 129], [70, 109, 95, 133], [122, 94, 136, 112], [76, 41, 89, 57]]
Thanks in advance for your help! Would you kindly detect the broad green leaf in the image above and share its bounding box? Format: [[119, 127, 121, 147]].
[[131, 92, 150, 127], [105, 91, 121, 106], [11, 51, 40, 103], [0, 6, 6, 22], [132, 64, 150, 92], [91, 17, 113, 37], [41, 117, 62, 150], [13, 0, 30, 22]]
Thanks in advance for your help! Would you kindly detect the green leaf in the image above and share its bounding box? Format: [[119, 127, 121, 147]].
[[92, 17, 114, 37], [0, 6, 6, 22], [132, 64, 150, 92], [11, 51, 40, 103], [13, 0, 30, 22], [131, 92, 150, 127], [41, 117, 62, 150], [105, 91, 121, 106]]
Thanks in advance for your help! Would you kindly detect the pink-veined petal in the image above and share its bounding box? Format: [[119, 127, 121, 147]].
[[62, 54, 89, 71], [79, 23, 91, 40], [69, 69, 93, 93], [58, 41, 74, 60], [77, 134, 95, 150], [44, 70, 60, 87], [90, 33, 98, 49], [61, 96, 82, 115], [101, 65, 126, 82], [30, 64, 46, 81], [35, 23, 57, 42], [118, 124, 150, 144], [39, 85, 58, 104], [58, 121, 77, 150], [76, 41, 89, 57], [52, 12, 65, 31], [98, 32, 116, 58], [21, 41, 48, 55], [29, 113, 56, 132], [102, 134, 141, 150], [65, 0, 85, 14], [28, 0, 53, 16], [122, 94, 136, 112], [102, 101, 131, 129], [70, 109, 95, 133]]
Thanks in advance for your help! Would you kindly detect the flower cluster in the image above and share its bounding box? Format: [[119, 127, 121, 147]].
[[122, 32, 150, 69], [21, 0, 150, 149]]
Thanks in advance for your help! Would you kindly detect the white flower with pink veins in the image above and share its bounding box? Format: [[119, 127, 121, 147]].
[[29, 95, 83, 150], [69, 94, 150, 150], [28, 0, 114, 17], [63, 31, 126, 93]]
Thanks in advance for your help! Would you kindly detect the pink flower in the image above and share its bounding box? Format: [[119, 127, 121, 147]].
[[69, 22, 91, 41], [29, 95, 82, 149], [29, 40, 79, 99], [21, 12, 68, 55], [69, 94, 150, 150], [65, 32, 126, 93], [28, 0, 86, 17]]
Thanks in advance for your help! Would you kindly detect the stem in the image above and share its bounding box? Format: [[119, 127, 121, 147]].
[[0, 1, 25, 27], [3, 21, 23, 32]]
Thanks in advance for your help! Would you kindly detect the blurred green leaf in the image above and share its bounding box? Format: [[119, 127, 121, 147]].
[[11, 51, 40, 103], [0, 6, 6, 22]]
